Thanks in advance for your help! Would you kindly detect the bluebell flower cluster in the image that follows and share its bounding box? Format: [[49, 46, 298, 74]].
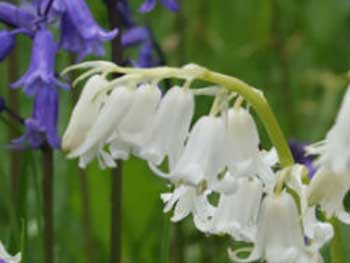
[[0, 0, 117, 149]]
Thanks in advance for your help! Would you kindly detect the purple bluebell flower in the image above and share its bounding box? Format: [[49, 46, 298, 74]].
[[122, 26, 150, 46], [11, 29, 68, 96], [58, 0, 118, 61], [289, 139, 317, 178], [0, 30, 15, 62], [122, 26, 160, 67], [13, 85, 60, 149], [137, 40, 159, 67], [0, 2, 36, 30], [117, 0, 135, 27], [0, 28, 31, 61], [139, 0, 179, 13]]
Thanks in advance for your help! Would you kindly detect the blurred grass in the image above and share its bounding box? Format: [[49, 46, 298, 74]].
[[0, 0, 349, 262]]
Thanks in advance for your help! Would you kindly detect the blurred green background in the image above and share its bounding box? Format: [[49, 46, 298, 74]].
[[0, 0, 349, 262]]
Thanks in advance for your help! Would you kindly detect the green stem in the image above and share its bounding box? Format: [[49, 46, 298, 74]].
[[330, 218, 345, 263], [200, 69, 294, 168], [160, 214, 172, 263], [42, 146, 54, 263]]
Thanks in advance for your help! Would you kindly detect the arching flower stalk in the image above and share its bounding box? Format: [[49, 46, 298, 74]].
[[61, 62, 348, 262]]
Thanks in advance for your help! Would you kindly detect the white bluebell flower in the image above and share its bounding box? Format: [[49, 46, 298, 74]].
[[68, 85, 135, 169], [209, 177, 263, 242], [229, 191, 311, 263], [109, 83, 162, 158], [161, 185, 215, 232], [137, 86, 194, 168], [307, 87, 350, 223], [166, 115, 230, 187], [62, 75, 107, 152], [226, 108, 277, 191]]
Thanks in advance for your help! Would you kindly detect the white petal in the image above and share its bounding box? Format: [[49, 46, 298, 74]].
[[170, 116, 230, 186], [118, 83, 161, 147], [0, 241, 21, 263], [210, 177, 263, 242], [62, 75, 107, 152], [232, 191, 310, 263], [227, 108, 260, 162], [137, 86, 194, 168], [68, 86, 134, 158], [307, 168, 350, 223]]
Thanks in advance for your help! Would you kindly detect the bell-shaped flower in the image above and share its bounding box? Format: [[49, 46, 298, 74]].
[[164, 116, 230, 187], [137, 86, 194, 167], [62, 75, 108, 152], [0, 2, 35, 30], [209, 177, 263, 242], [109, 83, 161, 156], [227, 108, 260, 161], [0, 241, 21, 263], [227, 108, 276, 191], [307, 167, 350, 223], [12, 83, 60, 149], [229, 191, 311, 263], [139, 0, 179, 13], [68, 86, 135, 169], [58, 0, 118, 61], [11, 29, 68, 96], [161, 185, 215, 232]]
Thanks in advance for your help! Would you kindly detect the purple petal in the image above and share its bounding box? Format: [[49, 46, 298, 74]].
[[33, 85, 60, 148], [58, 0, 118, 60], [138, 0, 157, 13], [116, 0, 135, 27], [289, 139, 317, 179], [0, 2, 36, 30], [0, 30, 15, 62], [0, 96, 5, 112], [11, 29, 58, 95], [160, 0, 179, 12], [12, 119, 46, 149], [139, 0, 179, 12], [122, 27, 150, 47], [12, 84, 61, 149], [137, 40, 158, 68]]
